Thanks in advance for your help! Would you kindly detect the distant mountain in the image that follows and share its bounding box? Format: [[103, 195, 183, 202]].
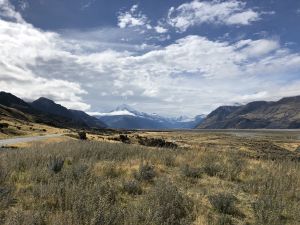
[[31, 97, 73, 119], [69, 110, 107, 129], [197, 96, 300, 129], [0, 92, 106, 129], [0, 91, 34, 114], [31, 97, 106, 129], [0, 92, 78, 128], [94, 104, 205, 129]]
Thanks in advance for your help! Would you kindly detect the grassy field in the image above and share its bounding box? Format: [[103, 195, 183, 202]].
[[0, 130, 300, 225], [0, 117, 67, 139]]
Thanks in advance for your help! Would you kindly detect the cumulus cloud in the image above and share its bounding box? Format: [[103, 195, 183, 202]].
[[118, 5, 151, 29], [1, 0, 300, 116], [70, 35, 300, 115], [167, 0, 260, 32], [117, 4, 170, 36], [0, 4, 90, 110], [154, 25, 168, 34], [0, 0, 24, 22]]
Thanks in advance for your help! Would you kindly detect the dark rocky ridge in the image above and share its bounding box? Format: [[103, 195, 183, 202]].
[[0, 92, 106, 129], [197, 96, 300, 129]]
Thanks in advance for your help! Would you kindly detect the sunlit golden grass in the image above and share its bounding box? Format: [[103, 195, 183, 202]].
[[0, 131, 299, 225], [0, 117, 67, 139]]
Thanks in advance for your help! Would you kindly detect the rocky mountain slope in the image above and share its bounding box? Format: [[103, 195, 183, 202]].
[[0, 92, 106, 129], [197, 96, 300, 129], [31, 97, 106, 129]]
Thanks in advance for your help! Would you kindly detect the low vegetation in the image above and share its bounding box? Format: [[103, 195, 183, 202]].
[[78, 131, 87, 140], [137, 136, 178, 148], [0, 131, 299, 225]]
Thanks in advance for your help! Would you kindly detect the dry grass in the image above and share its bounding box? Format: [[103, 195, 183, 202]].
[[0, 130, 299, 225], [0, 117, 67, 139]]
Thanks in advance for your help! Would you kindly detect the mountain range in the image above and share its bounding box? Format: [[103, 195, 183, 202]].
[[1, 91, 300, 130], [0, 92, 106, 129], [94, 104, 205, 129], [197, 96, 300, 129]]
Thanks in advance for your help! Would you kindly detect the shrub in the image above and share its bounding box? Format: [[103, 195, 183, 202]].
[[48, 156, 64, 173], [134, 162, 156, 182], [223, 154, 245, 181], [137, 137, 178, 149], [252, 195, 286, 225], [119, 135, 130, 144], [251, 169, 288, 225], [162, 154, 176, 167], [181, 164, 202, 178], [209, 193, 238, 216], [0, 123, 9, 129], [0, 163, 7, 184], [0, 187, 14, 210], [70, 163, 89, 180], [4, 210, 46, 225], [78, 131, 87, 140], [123, 180, 142, 195], [141, 180, 195, 225], [215, 214, 234, 225], [203, 163, 222, 177], [244, 160, 300, 225], [202, 153, 222, 177]]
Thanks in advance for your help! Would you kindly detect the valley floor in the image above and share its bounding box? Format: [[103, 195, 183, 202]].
[[0, 129, 300, 225]]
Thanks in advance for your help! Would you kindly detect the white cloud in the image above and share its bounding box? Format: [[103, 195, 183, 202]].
[[118, 5, 151, 29], [0, 0, 24, 22], [226, 10, 259, 25], [117, 5, 171, 37], [71, 35, 300, 115], [235, 39, 280, 57], [88, 110, 135, 117], [1, 0, 300, 116], [167, 0, 260, 32], [0, 6, 90, 110], [154, 25, 168, 33]]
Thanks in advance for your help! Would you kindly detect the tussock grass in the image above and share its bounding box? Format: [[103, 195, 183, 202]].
[[0, 131, 299, 225]]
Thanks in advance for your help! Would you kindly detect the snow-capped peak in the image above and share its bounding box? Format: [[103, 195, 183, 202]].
[[114, 104, 136, 112], [87, 110, 136, 117]]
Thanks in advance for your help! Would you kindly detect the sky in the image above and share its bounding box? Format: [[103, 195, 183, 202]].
[[0, 0, 300, 117]]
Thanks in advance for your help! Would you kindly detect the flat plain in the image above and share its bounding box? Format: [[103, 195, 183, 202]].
[[0, 129, 299, 225]]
